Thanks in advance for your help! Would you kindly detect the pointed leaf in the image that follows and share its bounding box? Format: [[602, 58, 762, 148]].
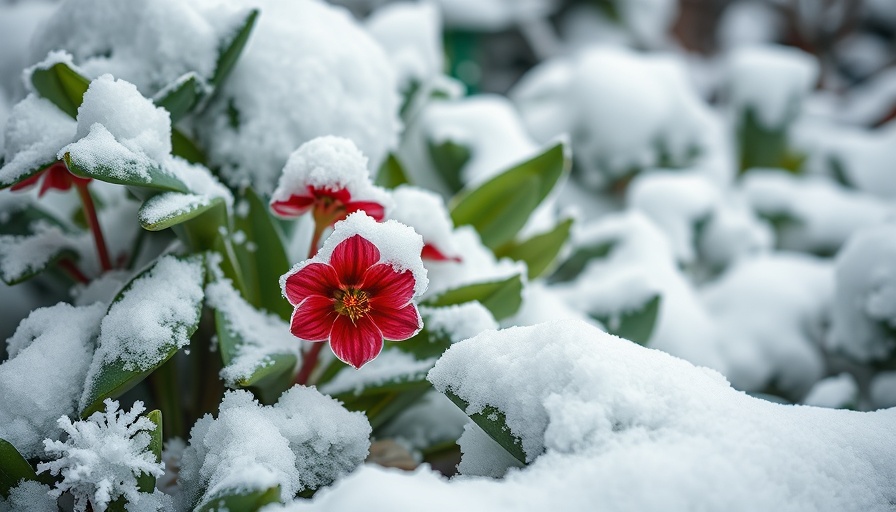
[[139, 193, 224, 231], [29, 61, 89, 118], [450, 142, 569, 249], [154, 73, 206, 123], [591, 294, 662, 345], [136, 410, 163, 493], [375, 153, 410, 189], [63, 151, 188, 193], [428, 138, 469, 194], [548, 240, 616, 284], [424, 274, 524, 320], [211, 9, 259, 87], [197, 485, 281, 512], [495, 218, 573, 279], [0, 228, 79, 285], [443, 390, 527, 464], [0, 439, 39, 498]]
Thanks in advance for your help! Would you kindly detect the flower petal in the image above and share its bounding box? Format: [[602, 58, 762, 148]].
[[284, 263, 341, 305], [9, 172, 41, 192], [421, 243, 462, 262], [311, 186, 352, 204], [364, 264, 415, 309], [345, 201, 386, 222], [271, 194, 315, 217], [330, 234, 380, 287], [370, 303, 422, 341], [329, 314, 383, 369], [290, 295, 338, 341]]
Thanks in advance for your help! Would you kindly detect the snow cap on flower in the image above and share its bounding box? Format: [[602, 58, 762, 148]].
[[280, 212, 428, 368], [270, 136, 394, 221], [389, 185, 462, 262], [37, 399, 163, 512]]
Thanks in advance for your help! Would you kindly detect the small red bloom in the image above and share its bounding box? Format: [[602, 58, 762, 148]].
[[284, 234, 422, 369], [421, 243, 462, 263], [271, 185, 386, 227], [10, 161, 91, 197]]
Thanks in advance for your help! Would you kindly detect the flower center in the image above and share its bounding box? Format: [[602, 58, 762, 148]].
[[334, 288, 371, 322]]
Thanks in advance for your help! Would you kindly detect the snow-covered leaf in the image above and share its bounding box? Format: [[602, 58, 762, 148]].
[[450, 141, 569, 250], [29, 60, 89, 118], [590, 294, 662, 346], [429, 137, 470, 194], [138, 192, 224, 231], [375, 153, 410, 189], [0, 438, 39, 498], [196, 485, 281, 512], [443, 390, 527, 465], [80, 254, 206, 417], [0, 226, 79, 285], [62, 149, 188, 193], [210, 9, 259, 88], [496, 217, 573, 279], [154, 73, 206, 123], [548, 240, 616, 284], [424, 274, 523, 320]]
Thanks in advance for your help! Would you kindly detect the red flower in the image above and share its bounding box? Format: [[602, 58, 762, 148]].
[[10, 161, 91, 197], [271, 185, 386, 227], [421, 243, 462, 263], [284, 234, 422, 368]]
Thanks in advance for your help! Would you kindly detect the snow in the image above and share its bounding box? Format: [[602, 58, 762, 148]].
[[741, 170, 892, 254], [29, 0, 248, 96], [0, 222, 83, 283], [204, 277, 300, 388], [164, 156, 234, 209], [802, 373, 859, 409], [81, 255, 204, 410], [0, 94, 76, 186], [38, 399, 163, 512], [271, 136, 393, 213], [423, 302, 498, 344], [267, 320, 896, 511], [320, 349, 435, 397], [389, 185, 460, 261], [366, 2, 443, 91], [282, 212, 428, 298], [0, 481, 57, 512], [137, 192, 210, 227], [726, 45, 819, 128], [179, 388, 371, 508], [456, 421, 524, 478], [424, 226, 525, 299], [0, 302, 104, 458], [702, 254, 832, 399], [432, 0, 557, 30], [804, 122, 896, 199], [196, 0, 400, 195], [869, 372, 896, 410], [828, 224, 896, 362]]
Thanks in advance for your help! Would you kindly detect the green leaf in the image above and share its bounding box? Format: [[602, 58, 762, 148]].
[[154, 73, 206, 123], [0, 224, 80, 285], [80, 254, 206, 417], [0, 201, 68, 236], [428, 138, 470, 194], [138, 193, 224, 231], [171, 129, 207, 165], [375, 153, 410, 189], [548, 240, 615, 284], [232, 188, 292, 320], [0, 159, 58, 190], [29, 61, 90, 118], [211, 9, 259, 88], [495, 218, 573, 279], [0, 439, 39, 498], [591, 294, 662, 345], [450, 142, 569, 250], [443, 390, 527, 464], [334, 378, 432, 430], [424, 274, 524, 320], [196, 485, 281, 512], [136, 410, 163, 493], [392, 322, 453, 361], [63, 151, 188, 193]]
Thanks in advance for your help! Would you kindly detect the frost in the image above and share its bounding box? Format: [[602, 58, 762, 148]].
[[0, 302, 104, 458], [38, 399, 163, 512], [204, 277, 300, 387], [179, 388, 371, 508], [282, 211, 428, 299], [0, 94, 76, 186], [0, 481, 57, 512], [271, 136, 393, 213], [196, 0, 400, 194]]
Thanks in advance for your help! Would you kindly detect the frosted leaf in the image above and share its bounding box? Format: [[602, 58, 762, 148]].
[[0, 302, 104, 458], [164, 156, 233, 209], [0, 222, 86, 283], [0, 94, 76, 186], [319, 349, 436, 397], [38, 400, 163, 512], [270, 136, 392, 213], [137, 192, 211, 227], [281, 212, 428, 299], [204, 277, 300, 387], [196, 0, 400, 194], [179, 388, 370, 508]]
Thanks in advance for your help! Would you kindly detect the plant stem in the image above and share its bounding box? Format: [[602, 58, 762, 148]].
[[58, 259, 89, 284], [75, 181, 113, 272], [294, 342, 324, 386], [308, 222, 327, 259]]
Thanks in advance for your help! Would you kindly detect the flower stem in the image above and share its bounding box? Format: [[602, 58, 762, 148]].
[[75, 181, 112, 272], [58, 259, 89, 284], [294, 342, 324, 386], [308, 222, 327, 259]]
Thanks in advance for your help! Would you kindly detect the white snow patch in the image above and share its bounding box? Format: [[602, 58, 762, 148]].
[[0, 94, 76, 186]]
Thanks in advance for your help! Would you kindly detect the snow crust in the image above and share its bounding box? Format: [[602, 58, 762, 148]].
[[0, 302, 104, 458], [196, 0, 400, 195], [179, 388, 371, 507], [0, 94, 76, 185]]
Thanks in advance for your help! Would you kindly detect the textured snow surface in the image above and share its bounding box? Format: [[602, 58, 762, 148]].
[[0, 302, 104, 458], [271, 136, 392, 212], [0, 94, 76, 185], [196, 0, 400, 195], [282, 212, 428, 298], [0, 222, 84, 283], [829, 224, 896, 362], [179, 388, 371, 508], [0, 481, 57, 512]]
